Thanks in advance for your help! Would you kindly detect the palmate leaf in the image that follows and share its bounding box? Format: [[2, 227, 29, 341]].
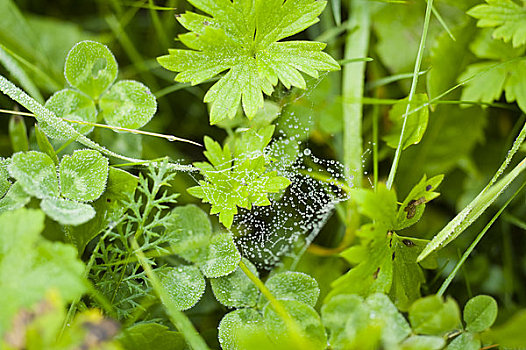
[[158, 0, 339, 124], [468, 0, 526, 48]]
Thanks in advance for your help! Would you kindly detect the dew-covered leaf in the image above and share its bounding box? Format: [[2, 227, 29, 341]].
[[64, 40, 118, 98], [118, 322, 186, 350], [166, 204, 212, 264], [159, 265, 206, 311], [59, 149, 109, 202], [218, 308, 267, 350], [199, 232, 241, 278], [399, 335, 445, 350], [463, 295, 498, 332], [40, 197, 95, 226], [211, 258, 259, 308], [409, 295, 461, 335], [0, 182, 30, 214], [263, 300, 327, 350], [99, 80, 157, 129], [45, 88, 97, 135], [69, 167, 138, 253], [9, 151, 59, 199], [446, 332, 480, 350], [383, 94, 429, 151], [0, 158, 10, 198], [263, 271, 320, 307]]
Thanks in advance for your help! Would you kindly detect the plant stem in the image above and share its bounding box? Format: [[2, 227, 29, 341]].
[[386, 0, 434, 190]]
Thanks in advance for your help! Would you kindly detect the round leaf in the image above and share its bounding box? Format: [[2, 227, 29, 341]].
[[263, 300, 327, 350], [218, 308, 266, 350], [64, 40, 118, 98], [409, 295, 461, 335], [264, 271, 320, 307], [45, 89, 97, 135], [464, 295, 498, 332], [40, 197, 95, 226], [446, 332, 480, 350], [159, 265, 205, 311], [9, 151, 59, 199], [99, 80, 157, 129], [199, 232, 241, 278], [0, 182, 31, 214], [210, 258, 259, 308], [59, 149, 109, 202], [366, 293, 411, 345]]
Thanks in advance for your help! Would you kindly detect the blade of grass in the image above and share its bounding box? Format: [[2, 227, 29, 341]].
[[331, 0, 342, 25]]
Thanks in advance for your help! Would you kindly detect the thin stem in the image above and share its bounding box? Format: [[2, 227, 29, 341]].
[[386, 0, 434, 190]]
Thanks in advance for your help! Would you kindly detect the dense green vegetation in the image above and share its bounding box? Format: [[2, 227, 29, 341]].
[[1, 0, 526, 349]]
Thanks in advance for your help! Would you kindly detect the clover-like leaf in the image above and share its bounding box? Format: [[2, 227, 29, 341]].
[[64, 40, 118, 98], [199, 232, 241, 278], [59, 149, 109, 202], [211, 258, 259, 308], [0, 182, 30, 214], [464, 295, 498, 332], [263, 299, 327, 350], [159, 265, 206, 311], [45, 89, 97, 135], [447, 332, 481, 350], [468, 0, 526, 48], [158, 0, 339, 124], [409, 295, 461, 335], [264, 271, 320, 307], [40, 197, 96, 226], [218, 308, 267, 350], [9, 151, 59, 199], [99, 80, 157, 129]]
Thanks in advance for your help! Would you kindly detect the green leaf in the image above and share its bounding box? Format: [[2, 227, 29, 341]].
[[446, 332, 480, 350], [0, 182, 30, 214], [165, 204, 212, 263], [159, 265, 206, 311], [482, 309, 526, 348], [0, 208, 86, 336], [40, 197, 95, 226], [218, 308, 268, 350], [383, 94, 429, 151], [157, 0, 339, 124], [211, 258, 259, 308], [59, 149, 109, 202], [0, 158, 10, 198], [351, 183, 398, 227], [263, 300, 327, 350], [408, 295, 461, 335], [463, 295, 498, 332], [99, 80, 157, 129], [8, 115, 29, 152], [199, 232, 241, 278], [396, 175, 444, 230], [64, 40, 118, 98], [69, 167, 138, 253], [118, 323, 186, 350], [365, 293, 412, 345], [9, 151, 59, 199], [264, 271, 320, 307], [34, 124, 59, 164], [45, 88, 97, 135], [399, 335, 445, 350], [468, 0, 526, 47]]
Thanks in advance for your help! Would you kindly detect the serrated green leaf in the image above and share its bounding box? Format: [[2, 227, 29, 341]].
[[166, 204, 212, 264], [8, 115, 29, 153], [40, 197, 95, 226], [383, 94, 429, 150], [159, 265, 206, 311], [263, 271, 320, 307], [118, 323, 186, 350], [64, 40, 118, 98], [45, 88, 97, 135], [158, 0, 339, 123], [99, 80, 157, 129], [352, 183, 398, 227], [59, 149, 109, 202], [211, 258, 259, 308], [218, 308, 268, 350], [9, 151, 59, 199], [199, 232, 241, 278], [69, 167, 138, 253], [408, 295, 461, 335], [468, 0, 526, 47], [0, 182, 30, 214], [464, 295, 498, 332], [399, 335, 445, 350], [263, 299, 327, 350], [446, 332, 480, 350]]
